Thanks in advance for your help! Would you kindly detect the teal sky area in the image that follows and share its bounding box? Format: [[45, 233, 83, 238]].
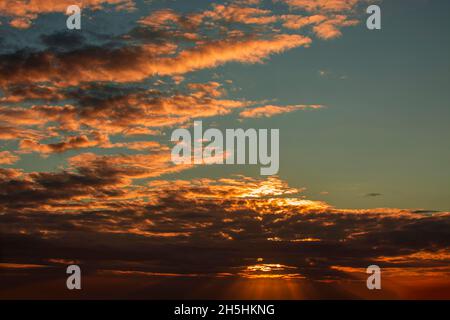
[[2, 0, 449, 210], [189, 0, 450, 210]]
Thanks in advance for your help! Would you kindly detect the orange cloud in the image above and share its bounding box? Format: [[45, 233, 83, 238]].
[[313, 15, 359, 39], [0, 263, 48, 269], [1, 35, 311, 87], [377, 249, 450, 264], [239, 104, 324, 118], [147, 176, 302, 200], [19, 133, 107, 154], [281, 0, 360, 12], [0, 126, 44, 140], [0, 151, 19, 165], [68, 151, 191, 181], [281, 14, 327, 29], [139, 4, 277, 29], [0, 82, 253, 154], [0, 0, 135, 28], [281, 13, 359, 39], [138, 9, 183, 29], [201, 4, 277, 25]]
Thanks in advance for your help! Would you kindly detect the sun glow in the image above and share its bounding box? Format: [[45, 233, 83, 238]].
[[239, 263, 304, 279]]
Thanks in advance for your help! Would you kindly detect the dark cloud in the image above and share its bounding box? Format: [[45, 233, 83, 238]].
[[1, 83, 67, 103], [365, 193, 382, 197], [1, 175, 449, 291], [40, 32, 86, 51]]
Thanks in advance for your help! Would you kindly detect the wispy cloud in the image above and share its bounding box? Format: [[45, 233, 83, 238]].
[[240, 104, 324, 118]]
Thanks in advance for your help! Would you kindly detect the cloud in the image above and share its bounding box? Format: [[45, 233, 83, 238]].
[[0, 263, 47, 269], [281, 13, 359, 39], [0, 82, 253, 154], [200, 4, 278, 25], [0, 0, 363, 162], [0, 84, 67, 103], [1, 174, 448, 281], [0, 151, 19, 165], [40, 32, 86, 51], [239, 104, 324, 118], [312, 15, 359, 39], [365, 193, 382, 197], [0, 150, 190, 212], [0, 0, 135, 29], [0, 125, 44, 140], [17, 131, 162, 154], [0, 35, 311, 87], [279, 1, 361, 39], [280, 0, 360, 12], [0, 171, 448, 298], [282, 14, 327, 29], [139, 4, 277, 30], [19, 133, 107, 154], [0, 81, 322, 157]]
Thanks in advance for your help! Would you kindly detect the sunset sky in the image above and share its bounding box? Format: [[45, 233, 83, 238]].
[[0, 0, 449, 299]]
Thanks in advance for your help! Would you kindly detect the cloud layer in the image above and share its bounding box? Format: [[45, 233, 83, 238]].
[[3, 0, 447, 300]]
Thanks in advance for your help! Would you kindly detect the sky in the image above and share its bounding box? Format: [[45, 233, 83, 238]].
[[0, 0, 449, 299]]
